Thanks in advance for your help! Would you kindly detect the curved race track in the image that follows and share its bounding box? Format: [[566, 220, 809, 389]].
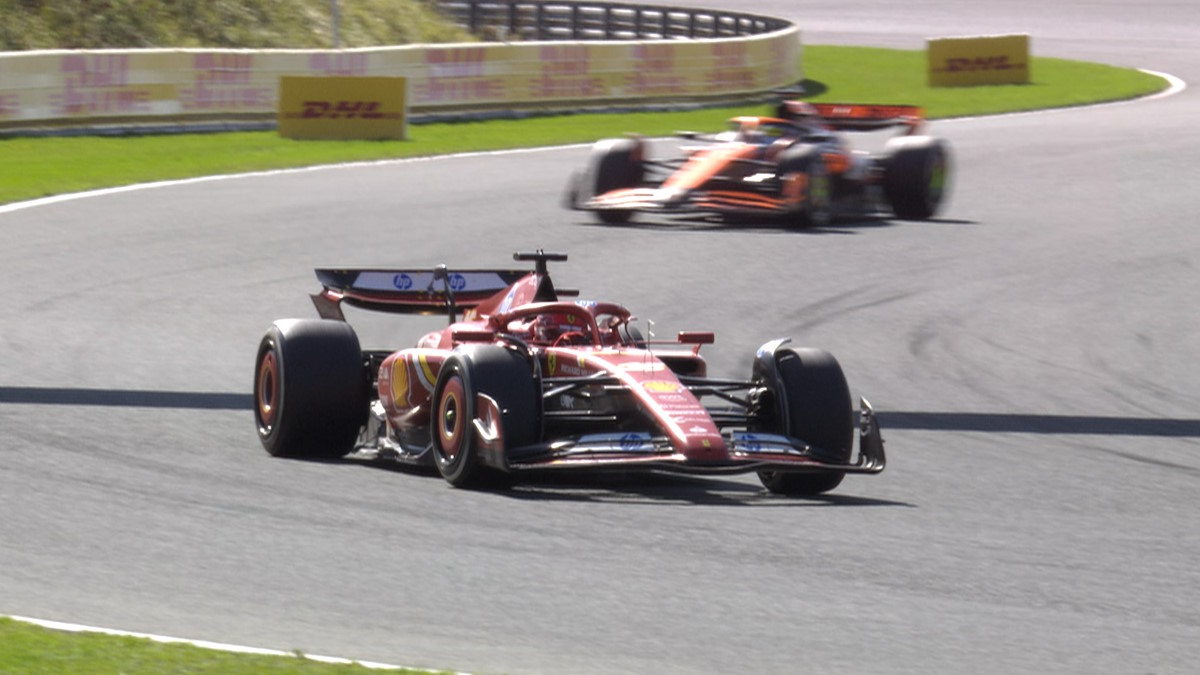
[[1, 2, 1198, 673]]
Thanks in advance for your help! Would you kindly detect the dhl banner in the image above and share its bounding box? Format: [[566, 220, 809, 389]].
[[402, 38, 795, 105], [0, 51, 184, 122], [928, 34, 1030, 87], [278, 76, 408, 140], [0, 25, 799, 129]]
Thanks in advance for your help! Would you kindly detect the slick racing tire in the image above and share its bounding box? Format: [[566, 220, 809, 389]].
[[254, 319, 367, 460], [584, 137, 645, 224], [757, 347, 854, 496], [882, 135, 949, 220], [431, 345, 540, 489], [778, 144, 832, 228]]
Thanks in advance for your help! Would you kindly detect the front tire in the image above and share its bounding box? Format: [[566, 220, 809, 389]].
[[253, 319, 367, 459], [582, 138, 644, 224], [882, 136, 949, 220], [756, 347, 854, 495], [431, 345, 540, 489]]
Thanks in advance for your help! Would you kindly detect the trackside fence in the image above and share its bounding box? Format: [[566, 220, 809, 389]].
[[437, 0, 790, 41], [0, 1, 799, 133]]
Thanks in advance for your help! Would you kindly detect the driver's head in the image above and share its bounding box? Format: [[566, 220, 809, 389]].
[[534, 312, 580, 344], [777, 100, 820, 123]]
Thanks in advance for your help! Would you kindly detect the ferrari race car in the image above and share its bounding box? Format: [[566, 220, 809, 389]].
[[567, 100, 950, 227], [253, 251, 885, 495]]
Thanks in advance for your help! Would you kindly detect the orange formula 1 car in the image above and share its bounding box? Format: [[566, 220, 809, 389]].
[[567, 101, 950, 227], [252, 251, 885, 495]]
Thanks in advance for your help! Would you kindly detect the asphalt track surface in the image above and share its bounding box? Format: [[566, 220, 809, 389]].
[[1, 2, 1198, 674]]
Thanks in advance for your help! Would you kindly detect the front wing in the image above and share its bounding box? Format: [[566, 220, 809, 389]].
[[498, 398, 885, 476], [584, 186, 799, 217]]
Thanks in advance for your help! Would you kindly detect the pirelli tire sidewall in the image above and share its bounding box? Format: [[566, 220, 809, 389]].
[[882, 135, 950, 220], [751, 343, 854, 495], [587, 137, 645, 195], [431, 344, 541, 488], [253, 318, 367, 459]]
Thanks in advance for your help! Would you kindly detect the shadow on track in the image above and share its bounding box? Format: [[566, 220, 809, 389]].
[[568, 214, 978, 234], [344, 457, 913, 507], [878, 411, 1200, 438], [4, 387, 1197, 438]]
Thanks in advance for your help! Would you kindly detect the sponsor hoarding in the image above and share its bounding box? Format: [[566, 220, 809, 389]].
[[928, 34, 1030, 87], [278, 75, 408, 140]]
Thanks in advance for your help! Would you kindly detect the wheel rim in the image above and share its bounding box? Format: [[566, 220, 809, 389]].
[[437, 374, 467, 462], [256, 349, 279, 432]]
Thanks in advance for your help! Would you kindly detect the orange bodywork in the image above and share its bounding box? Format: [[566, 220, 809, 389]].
[[662, 143, 759, 191]]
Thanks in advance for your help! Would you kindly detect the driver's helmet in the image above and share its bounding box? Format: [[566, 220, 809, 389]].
[[738, 120, 766, 145], [532, 312, 585, 344], [776, 100, 821, 124], [507, 312, 586, 345]]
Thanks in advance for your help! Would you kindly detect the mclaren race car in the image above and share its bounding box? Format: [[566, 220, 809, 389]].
[[567, 100, 950, 227], [253, 251, 885, 495]]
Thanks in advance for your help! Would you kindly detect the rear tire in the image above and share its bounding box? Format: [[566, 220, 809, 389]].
[[778, 144, 832, 228], [882, 136, 949, 220], [583, 138, 644, 224], [757, 348, 854, 495], [431, 345, 540, 489], [253, 319, 367, 459]]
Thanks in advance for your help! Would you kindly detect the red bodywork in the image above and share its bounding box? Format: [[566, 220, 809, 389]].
[[307, 254, 885, 477], [322, 269, 728, 464]]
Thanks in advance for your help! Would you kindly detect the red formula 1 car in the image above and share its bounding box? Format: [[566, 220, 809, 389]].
[[253, 251, 884, 495], [567, 100, 950, 227]]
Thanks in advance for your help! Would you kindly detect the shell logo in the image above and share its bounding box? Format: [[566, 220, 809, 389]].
[[642, 380, 681, 393]]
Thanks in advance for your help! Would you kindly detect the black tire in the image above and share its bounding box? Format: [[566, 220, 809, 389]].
[[618, 323, 646, 348], [757, 348, 854, 495], [583, 138, 644, 224], [882, 136, 949, 220], [431, 345, 540, 489], [253, 319, 367, 459], [778, 144, 832, 228]]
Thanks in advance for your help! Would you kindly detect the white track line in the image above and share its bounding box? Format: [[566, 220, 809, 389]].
[[0, 68, 1185, 216], [0, 144, 591, 216], [937, 68, 1187, 124], [1138, 69, 1188, 101], [6, 615, 468, 673]]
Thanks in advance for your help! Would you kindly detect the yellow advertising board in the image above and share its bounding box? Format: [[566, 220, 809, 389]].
[[928, 34, 1030, 87], [278, 76, 407, 140]]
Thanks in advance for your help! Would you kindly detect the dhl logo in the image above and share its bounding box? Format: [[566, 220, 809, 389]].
[[298, 100, 395, 119], [939, 56, 1024, 73]]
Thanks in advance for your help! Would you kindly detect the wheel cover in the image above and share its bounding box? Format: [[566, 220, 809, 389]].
[[437, 374, 467, 461], [256, 350, 278, 431]]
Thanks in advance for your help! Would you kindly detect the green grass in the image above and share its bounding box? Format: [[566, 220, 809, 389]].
[[0, 617, 445, 674], [0, 45, 1167, 207], [802, 45, 1166, 116]]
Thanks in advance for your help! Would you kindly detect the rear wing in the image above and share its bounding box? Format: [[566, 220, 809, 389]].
[[780, 101, 926, 132], [312, 267, 531, 320]]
